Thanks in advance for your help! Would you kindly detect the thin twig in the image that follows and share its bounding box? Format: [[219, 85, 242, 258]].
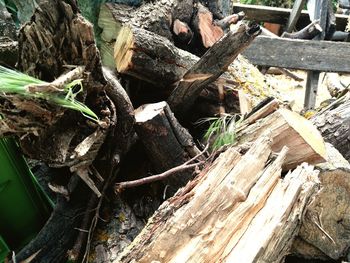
[[115, 146, 208, 191]]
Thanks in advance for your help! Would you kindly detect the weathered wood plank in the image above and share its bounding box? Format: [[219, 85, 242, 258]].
[[286, 0, 307, 33], [233, 3, 348, 31], [242, 36, 350, 73]]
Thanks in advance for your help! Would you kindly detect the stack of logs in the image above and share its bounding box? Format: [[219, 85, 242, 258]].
[[2, 0, 350, 262]]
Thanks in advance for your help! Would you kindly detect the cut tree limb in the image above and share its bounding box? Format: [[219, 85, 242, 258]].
[[134, 101, 202, 195], [168, 22, 261, 115], [282, 20, 322, 39]]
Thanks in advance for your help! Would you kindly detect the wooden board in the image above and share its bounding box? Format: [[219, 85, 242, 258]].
[[233, 3, 348, 31], [286, 0, 307, 33], [243, 36, 350, 73]]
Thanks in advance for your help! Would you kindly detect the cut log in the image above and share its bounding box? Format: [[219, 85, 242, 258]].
[[99, 1, 194, 43], [237, 108, 327, 170], [192, 3, 224, 49], [117, 135, 319, 262], [312, 96, 350, 162], [0, 2, 17, 40], [134, 101, 202, 195], [168, 22, 261, 115], [199, 0, 233, 19], [114, 26, 197, 89], [295, 143, 350, 260]]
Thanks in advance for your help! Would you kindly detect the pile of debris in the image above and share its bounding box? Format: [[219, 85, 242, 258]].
[[1, 0, 350, 262]]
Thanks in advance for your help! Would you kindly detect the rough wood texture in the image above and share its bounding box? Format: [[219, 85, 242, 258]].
[[312, 96, 350, 162], [238, 108, 327, 170], [117, 135, 271, 262], [114, 26, 197, 89], [117, 135, 319, 263], [192, 3, 223, 49], [226, 163, 319, 263], [243, 36, 350, 73], [286, 0, 307, 33], [296, 143, 350, 260], [14, 0, 111, 170], [325, 72, 346, 97], [199, 0, 233, 19], [168, 23, 260, 115], [233, 3, 348, 31], [99, 0, 194, 43], [135, 101, 201, 195]]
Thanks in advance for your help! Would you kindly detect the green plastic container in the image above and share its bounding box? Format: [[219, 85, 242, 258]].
[[0, 138, 52, 254], [0, 236, 9, 262]]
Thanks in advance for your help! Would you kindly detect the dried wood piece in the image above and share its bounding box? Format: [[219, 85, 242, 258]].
[[134, 101, 202, 195], [168, 22, 260, 115], [282, 20, 322, 39], [312, 96, 350, 162], [173, 19, 193, 44], [324, 72, 346, 97], [295, 143, 350, 260], [0, 38, 18, 67], [117, 135, 272, 262], [225, 162, 319, 262], [114, 26, 197, 88], [238, 108, 327, 170], [192, 3, 224, 48]]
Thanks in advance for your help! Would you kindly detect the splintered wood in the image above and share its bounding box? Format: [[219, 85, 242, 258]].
[[238, 108, 327, 170], [117, 135, 319, 263]]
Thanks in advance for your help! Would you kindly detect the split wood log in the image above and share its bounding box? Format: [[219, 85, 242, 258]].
[[168, 22, 261, 115], [294, 143, 350, 260], [237, 108, 327, 170], [134, 101, 202, 195], [199, 0, 233, 19], [117, 135, 320, 263], [312, 95, 350, 162]]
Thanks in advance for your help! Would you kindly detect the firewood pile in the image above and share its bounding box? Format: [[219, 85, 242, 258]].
[[1, 0, 350, 262]]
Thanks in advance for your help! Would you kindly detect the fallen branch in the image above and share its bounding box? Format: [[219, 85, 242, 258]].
[[115, 145, 208, 191]]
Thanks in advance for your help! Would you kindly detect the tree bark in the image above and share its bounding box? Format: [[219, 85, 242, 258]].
[[168, 23, 260, 116], [294, 143, 350, 260], [116, 135, 319, 263], [312, 96, 350, 162], [134, 101, 202, 195]]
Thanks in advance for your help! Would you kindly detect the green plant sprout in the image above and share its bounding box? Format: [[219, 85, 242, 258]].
[[0, 66, 98, 121], [199, 114, 242, 151]]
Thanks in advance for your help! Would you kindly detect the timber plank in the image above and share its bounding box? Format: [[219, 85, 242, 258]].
[[233, 3, 348, 31], [243, 36, 350, 73]]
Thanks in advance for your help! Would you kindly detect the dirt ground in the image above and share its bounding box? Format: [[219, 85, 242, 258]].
[[265, 70, 350, 112]]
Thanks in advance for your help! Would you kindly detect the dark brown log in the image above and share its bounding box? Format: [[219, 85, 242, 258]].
[[134, 101, 202, 196], [173, 19, 193, 45], [168, 23, 260, 115], [214, 12, 245, 30], [312, 96, 350, 162], [281, 20, 322, 39]]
